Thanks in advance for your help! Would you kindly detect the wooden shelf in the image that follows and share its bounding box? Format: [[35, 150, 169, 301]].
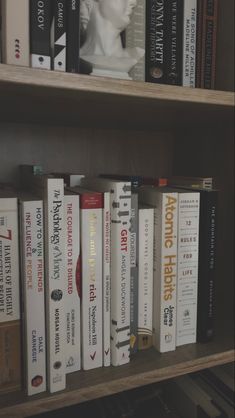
[[0, 328, 234, 418], [0, 64, 234, 130]]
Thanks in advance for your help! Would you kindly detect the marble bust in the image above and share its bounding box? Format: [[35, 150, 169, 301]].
[[80, 0, 145, 79]]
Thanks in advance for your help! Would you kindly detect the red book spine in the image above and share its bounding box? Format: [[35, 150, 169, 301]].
[[200, 0, 219, 89]]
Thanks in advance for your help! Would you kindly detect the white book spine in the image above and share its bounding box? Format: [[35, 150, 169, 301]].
[[155, 193, 178, 352], [44, 179, 65, 392], [183, 0, 197, 87], [176, 193, 200, 346], [80, 197, 103, 370], [21, 200, 46, 395], [110, 183, 131, 366], [64, 195, 81, 373], [103, 192, 111, 367], [79, 178, 131, 366], [1, 0, 30, 66], [138, 207, 154, 348], [0, 198, 20, 322]]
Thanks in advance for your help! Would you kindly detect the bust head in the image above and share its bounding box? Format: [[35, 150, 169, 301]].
[[80, 0, 94, 32], [98, 0, 137, 31]]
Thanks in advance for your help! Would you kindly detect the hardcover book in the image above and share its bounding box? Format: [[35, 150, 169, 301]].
[[64, 193, 81, 373], [165, 0, 184, 86], [125, 0, 146, 81], [146, 0, 167, 84], [174, 190, 200, 346], [169, 176, 213, 190], [139, 187, 178, 353], [20, 197, 46, 395], [66, 0, 80, 73], [81, 177, 131, 366], [182, 0, 197, 87], [130, 192, 138, 354], [138, 204, 154, 350], [1, 0, 30, 66], [69, 187, 103, 370], [30, 0, 51, 69], [53, 0, 66, 71], [200, 0, 219, 89]]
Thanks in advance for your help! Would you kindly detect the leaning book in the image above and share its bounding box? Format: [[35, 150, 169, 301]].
[[19, 197, 46, 395]]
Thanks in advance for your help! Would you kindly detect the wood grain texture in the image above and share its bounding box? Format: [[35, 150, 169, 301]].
[[0, 65, 234, 130], [0, 329, 234, 418]]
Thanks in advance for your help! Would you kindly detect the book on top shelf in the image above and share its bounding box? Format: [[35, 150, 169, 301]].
[[30, 0, 51, 70], [1, 0, 30, 67]]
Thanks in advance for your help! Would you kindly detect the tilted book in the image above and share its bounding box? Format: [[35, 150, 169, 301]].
[[182, 0, 197, 87], [64, 193, 81, 373], [1, 0, 30, 66], [139, 187, 178, 353], [174, 190, 200, 346], [81, 177, 131, 366], [53, 0, 67, 72], [138, 204, 154, 350], [30, 0, 51, 69], [20, 197, 46, 395], [69, 187, 103, 370]]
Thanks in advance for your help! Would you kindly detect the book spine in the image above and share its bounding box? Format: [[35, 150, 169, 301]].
[[196, 0, 203, 87], [125, 0, 146, 81], [64, 195, 81, 373], [200, 0, 218, 89], [20, 200, 46, 395], [138, 208, 154, 350], [30, 0, 51, 69], [103, 192, 111, 367], [197, 191, 217, 342], [154, 193, 178, 352], [145, 0, 167, 83], [80, 194, 103, 370], [182, 0, 197, 87], [53, 0, 66, 71], [1, 0, 30, 66], [66, 0, 80, 73], [130, 193, 138, 355], [110, 183, 131, 366], [44, 179, 65, 392], [176, 193, 200, 346], [0, 198, 20, 322], [165, 0, 184, 85]]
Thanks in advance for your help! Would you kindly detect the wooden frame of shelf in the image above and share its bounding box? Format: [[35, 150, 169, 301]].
[[0, 63, 234, 417]]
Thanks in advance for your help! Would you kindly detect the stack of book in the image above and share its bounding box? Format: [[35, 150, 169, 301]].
[[0, 167, 218, 396], [0, 0, 219, 88]]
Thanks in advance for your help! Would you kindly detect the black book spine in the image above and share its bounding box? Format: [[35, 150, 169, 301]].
[[53, 0, 66, 71], [197, 191, 218, 342], [165, 0, 183, 86], [30, 0, 51, 69], [145, 0, 166, 83], [66, 0, 80, 73]]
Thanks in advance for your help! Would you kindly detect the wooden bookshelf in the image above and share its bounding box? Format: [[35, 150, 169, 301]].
[[0, 325, 234, 418], [0, 0, 234, 415]]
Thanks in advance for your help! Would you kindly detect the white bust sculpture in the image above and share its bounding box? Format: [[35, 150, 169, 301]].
[[80, 0, 145, 79]]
